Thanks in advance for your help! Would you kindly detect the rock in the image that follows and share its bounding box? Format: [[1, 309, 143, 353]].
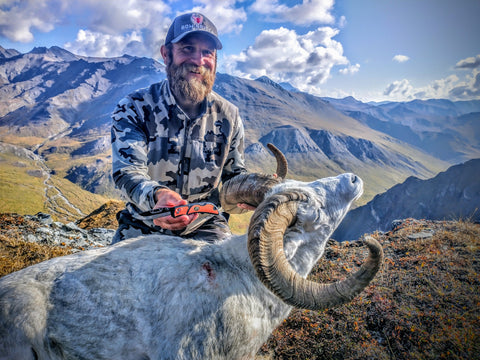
[[30, 212, 53, 225], [1, 213, 114, 250], [408, 231, 435, 240]]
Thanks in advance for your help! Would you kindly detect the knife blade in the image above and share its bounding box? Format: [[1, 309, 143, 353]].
[[133, 202, 219, 221]]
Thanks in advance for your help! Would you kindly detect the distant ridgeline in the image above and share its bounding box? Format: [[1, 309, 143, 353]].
[[333, 158, 480, 241]]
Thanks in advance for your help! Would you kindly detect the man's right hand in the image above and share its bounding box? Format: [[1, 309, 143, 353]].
[[153, 189, 199, 231]]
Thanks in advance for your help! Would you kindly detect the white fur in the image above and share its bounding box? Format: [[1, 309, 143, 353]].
[[0, 173, 362, 360]]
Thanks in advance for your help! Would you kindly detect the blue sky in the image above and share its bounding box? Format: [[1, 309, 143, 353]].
[[1, 0, 479, 102]]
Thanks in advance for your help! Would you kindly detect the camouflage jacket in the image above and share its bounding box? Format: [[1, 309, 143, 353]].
[[111, 80, 246, 223]]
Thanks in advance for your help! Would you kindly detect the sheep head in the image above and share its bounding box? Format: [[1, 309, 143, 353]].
[[220, 143, 287, 214], [247, 174, 384, 310]]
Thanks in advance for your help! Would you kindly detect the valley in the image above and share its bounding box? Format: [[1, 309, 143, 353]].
[[1, 45, 479, 231]]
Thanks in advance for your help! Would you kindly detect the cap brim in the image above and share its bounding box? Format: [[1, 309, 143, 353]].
[[171, 30, 223, 50]]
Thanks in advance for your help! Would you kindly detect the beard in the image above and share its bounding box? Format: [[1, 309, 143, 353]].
[[167, 62, 216, 104]]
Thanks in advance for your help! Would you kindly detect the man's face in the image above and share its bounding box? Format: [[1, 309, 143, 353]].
[[164, 34, 217, 104]]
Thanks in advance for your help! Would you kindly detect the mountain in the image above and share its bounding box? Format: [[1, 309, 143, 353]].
[[0, 45, 20, 59], [0, 46, 165, 137], [323, 97, 480, 163], [213, 73, 447, 200], [0, 45, 474, 220], [333, 158, 480, 241]]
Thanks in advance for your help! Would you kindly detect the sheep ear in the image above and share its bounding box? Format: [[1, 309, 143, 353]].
[[248, 190, 384, 310]]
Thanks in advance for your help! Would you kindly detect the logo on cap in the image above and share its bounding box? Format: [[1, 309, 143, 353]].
[[191, 14, 204, 25]]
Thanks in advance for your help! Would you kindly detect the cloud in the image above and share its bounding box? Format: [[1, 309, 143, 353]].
[[0, 0, 247, 58], [448, 70, 480, 99], [73, 0, 170, 35], [382, 54, 480, 101], [64, 30, 147, 58], [383, 79, 414, 99], [0, 0, 69, 42], [393, 55, 410, 63], [191, 0, 247, 34], [455, 54, 480, 70], [222, 26, 354, 95], [250, 0, 335, 25], [339, 63, 360, 75], [383, 61, 480, 102]]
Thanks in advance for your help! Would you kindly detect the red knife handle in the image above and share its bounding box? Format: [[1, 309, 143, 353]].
[[173, 203, 219, 217]]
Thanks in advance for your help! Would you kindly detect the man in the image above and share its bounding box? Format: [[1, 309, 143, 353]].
[[111, 12, 249, 244]]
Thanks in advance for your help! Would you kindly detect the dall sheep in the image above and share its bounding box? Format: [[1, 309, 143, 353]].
[[0, 144, 383, 360]]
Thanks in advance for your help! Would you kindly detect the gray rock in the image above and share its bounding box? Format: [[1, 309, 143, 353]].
[[407, 231, 435, 240]]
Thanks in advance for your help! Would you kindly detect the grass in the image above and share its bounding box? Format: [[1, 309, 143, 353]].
[[229, 212, 254, 234], [0, 151, 109, 222], [1, 216, 479, 359], [0, 214, 73, 277], [0, 153, 48, 215]]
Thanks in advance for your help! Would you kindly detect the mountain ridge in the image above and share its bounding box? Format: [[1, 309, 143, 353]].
[[333, 158, 480, 241], [0, 45, 476, 221]]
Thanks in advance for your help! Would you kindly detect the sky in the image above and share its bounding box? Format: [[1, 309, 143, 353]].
[[0, 0, 479, 103]]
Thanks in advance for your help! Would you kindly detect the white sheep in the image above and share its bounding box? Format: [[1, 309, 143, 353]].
[[0, 145, 383, 360]]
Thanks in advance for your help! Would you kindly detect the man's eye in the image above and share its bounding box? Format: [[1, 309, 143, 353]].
[[203, 50, 214, 58], [182, 46, 195, 53]]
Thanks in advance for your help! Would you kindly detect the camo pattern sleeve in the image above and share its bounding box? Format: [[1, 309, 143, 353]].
[[111, 80, 246, 214]]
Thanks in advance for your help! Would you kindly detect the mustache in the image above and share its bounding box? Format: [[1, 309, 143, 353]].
[[178, 64, 210, 78]]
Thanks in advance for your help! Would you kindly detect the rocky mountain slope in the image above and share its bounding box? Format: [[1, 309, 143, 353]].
[[324, 96, 480, 163], [333, 158, 480, 241]]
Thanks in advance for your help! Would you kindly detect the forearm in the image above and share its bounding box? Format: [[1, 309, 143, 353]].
[[111, 99, 164, 211]]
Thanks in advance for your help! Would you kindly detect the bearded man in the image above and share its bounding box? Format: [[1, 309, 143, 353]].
[[111, 13, 248, 243]]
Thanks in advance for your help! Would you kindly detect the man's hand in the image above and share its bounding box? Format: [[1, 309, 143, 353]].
[[153, 189, 198, 230], [237, 203, 256, 211]]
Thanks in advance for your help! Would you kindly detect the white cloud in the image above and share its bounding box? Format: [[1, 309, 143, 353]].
[[448, 69, 480, 99], [0, 0, 69, 42], [190, 0, 247, 34], [339, 63, 360, 75], [0, 0, 247, 58], [73, 0, 170, 35], [393, 54, 410, 63], [338, 15, 347, 28], [64, 30, 147, 58], [383, 79, 414, 100], [250, 0, 335, 25], [222, 26, 354, 95], [455, 54, 480, 70], [382, 58, 480, 102]]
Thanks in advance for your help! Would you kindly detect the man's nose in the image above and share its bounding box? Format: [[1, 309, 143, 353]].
[[188, 50, 205, 65]]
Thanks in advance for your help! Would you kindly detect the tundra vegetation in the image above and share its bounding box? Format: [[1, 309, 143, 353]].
[[0, 217, 479, 359]]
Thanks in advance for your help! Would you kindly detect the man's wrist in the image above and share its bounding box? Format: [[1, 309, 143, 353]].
[[154, 187, 171, 203]]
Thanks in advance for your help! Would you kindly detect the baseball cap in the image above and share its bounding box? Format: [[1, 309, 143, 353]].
[[165, 13, 223, 50]]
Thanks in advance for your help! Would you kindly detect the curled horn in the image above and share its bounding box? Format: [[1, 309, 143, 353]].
[[248, 190, 384, 310], [266, 143, 288, 178], [220, 143, 287, 214]]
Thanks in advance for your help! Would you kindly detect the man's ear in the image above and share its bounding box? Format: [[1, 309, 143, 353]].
[[160, 45, 168, 65]]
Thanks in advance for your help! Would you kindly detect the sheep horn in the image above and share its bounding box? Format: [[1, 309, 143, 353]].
[[219, 143, 287, 214], [248, 190, 384, 310], [266, 143, 288, 178]]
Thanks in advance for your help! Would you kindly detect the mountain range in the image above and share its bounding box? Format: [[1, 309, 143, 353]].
[[0, 45, 479, 230], [333, 158, 480, 241]]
